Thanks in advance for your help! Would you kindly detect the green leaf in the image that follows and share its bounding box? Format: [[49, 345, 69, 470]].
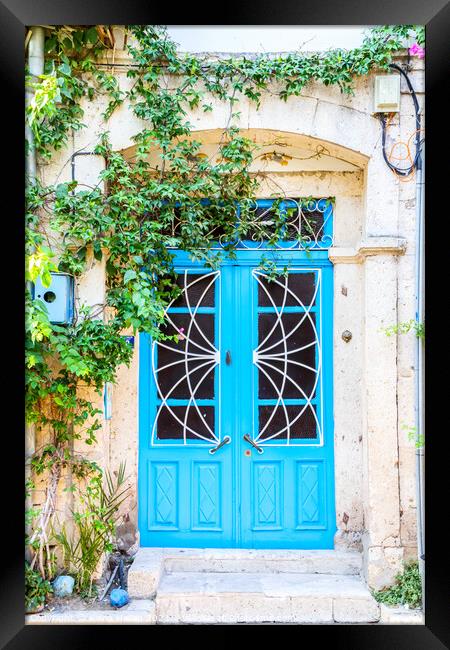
[[93, 242, 103, 261], [55, 183, 69, 199], [41, 270, 52, 288], [123, 269, 137, 284], [58, 62, 72, 76], [87, 27, 99, 45]]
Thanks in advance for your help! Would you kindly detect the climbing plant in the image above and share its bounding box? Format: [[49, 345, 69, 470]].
[[25, 24, 425, 591]]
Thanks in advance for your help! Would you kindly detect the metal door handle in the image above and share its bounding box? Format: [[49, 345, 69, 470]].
[[225, 350, 232, 365], [209, 436, 231, 455], [243, 434, 264, 454]]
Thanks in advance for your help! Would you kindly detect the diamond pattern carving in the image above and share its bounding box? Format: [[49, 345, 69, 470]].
[[301, 465, 319, 522], [155, 466, 175, 523], [199, 466, 217, 524], [257, 466, 276, 523]]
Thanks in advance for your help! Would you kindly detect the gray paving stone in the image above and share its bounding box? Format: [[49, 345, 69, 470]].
[[25, 600, 156, 625]]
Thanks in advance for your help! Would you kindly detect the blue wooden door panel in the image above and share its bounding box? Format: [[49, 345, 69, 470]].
[[139, 266, 234, 547], [139, 248, 336, 548]]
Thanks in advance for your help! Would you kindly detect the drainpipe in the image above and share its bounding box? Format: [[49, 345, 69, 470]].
[[25, 26, 45, 183], [414, 140, 425, 606], [25, 26, 45, 551]]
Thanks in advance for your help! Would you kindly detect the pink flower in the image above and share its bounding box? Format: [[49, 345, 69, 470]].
[[409, 43, 425, 59]]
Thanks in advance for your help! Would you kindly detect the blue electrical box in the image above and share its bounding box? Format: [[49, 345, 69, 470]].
[[32, 272, 75, 325]]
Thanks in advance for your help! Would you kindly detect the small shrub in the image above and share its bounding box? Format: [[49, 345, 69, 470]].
[[25, 562, 53, 612], [55, 462, 130, 597], [372, 561, 422, 609]]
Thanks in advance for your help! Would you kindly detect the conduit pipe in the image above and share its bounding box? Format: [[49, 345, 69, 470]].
[[25, 26, 45, 549], [414, 141, 425, 605]]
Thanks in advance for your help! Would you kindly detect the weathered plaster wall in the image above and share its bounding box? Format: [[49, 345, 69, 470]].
[[34, 39, 424, 589]]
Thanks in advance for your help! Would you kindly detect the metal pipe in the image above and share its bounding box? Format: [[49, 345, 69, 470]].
[[25, 27, 45, 552], [414, 140, 425, 604], [25, 26, 45, 183]]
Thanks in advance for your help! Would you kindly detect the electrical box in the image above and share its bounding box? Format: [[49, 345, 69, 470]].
[[32, 272, 75, 325], [373, 75, 401, 113]]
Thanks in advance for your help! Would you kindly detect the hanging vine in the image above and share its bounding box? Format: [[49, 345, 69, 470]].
[[25, 24, 424, 592]]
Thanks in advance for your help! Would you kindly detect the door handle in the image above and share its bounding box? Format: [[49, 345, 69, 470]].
[[243, 434, 264, 454], [209, 436, 231, 455], [225, 350, 232, 365]]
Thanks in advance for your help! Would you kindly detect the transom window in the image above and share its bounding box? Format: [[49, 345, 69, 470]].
[[169, 198, 333, 250]]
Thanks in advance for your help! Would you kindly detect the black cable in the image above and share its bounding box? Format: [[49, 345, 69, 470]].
[[378, 62, 423, 176]]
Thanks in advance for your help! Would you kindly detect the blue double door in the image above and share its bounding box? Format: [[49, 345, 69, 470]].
[[139, 251, 336, 548]]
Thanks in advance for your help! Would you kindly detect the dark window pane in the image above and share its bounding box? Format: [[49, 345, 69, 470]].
[[239, 204, 281, 241], [171, 273, 216, 308], [285, 203, 325, 241], [156, 405, 215, 440], [156, 354, 215, 399], [156, 313, 216, 399], [257, 272, 316, 307], [301, 209, 325, 240], [257, 312, 317, 398], [159, 313, 216, 352], [258, 404, 318, 440]]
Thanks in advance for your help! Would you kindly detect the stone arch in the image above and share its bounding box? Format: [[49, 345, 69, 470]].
[[119, 127, 369, 173]]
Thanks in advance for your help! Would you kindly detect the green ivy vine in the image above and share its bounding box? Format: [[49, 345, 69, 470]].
[[25, 24, 424, 588]]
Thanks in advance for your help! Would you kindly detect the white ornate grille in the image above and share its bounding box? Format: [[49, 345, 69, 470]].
[[151, 271, 221, 446], [252, 269, 323, 446]]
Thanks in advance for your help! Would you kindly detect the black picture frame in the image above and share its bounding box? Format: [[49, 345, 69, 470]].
[[1, 1, 448, 646]]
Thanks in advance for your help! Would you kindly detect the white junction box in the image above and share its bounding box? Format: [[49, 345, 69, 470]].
[[373, 74, 401, 113]]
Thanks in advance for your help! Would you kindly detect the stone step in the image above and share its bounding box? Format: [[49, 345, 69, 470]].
[[155, 571, 380, 624], [128, 548, 363, 598], [163, 548, 362, 575]]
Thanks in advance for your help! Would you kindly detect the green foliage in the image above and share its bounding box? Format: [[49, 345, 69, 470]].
[[372, 561, 422, 608], [402, 423, 425, 449], [25, 562, 53, 612], [55, 462, 130, 596], [383, 319, 425, 340], [26, 26, 123, 160]]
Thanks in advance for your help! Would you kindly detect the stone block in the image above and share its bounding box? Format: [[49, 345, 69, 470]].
[[379, 603, 424, 624], [127, 548, 164, 598], [333, 597, 380, 623]]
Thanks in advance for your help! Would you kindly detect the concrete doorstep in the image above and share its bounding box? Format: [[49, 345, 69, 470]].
[[127, 547, 380, 624]]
